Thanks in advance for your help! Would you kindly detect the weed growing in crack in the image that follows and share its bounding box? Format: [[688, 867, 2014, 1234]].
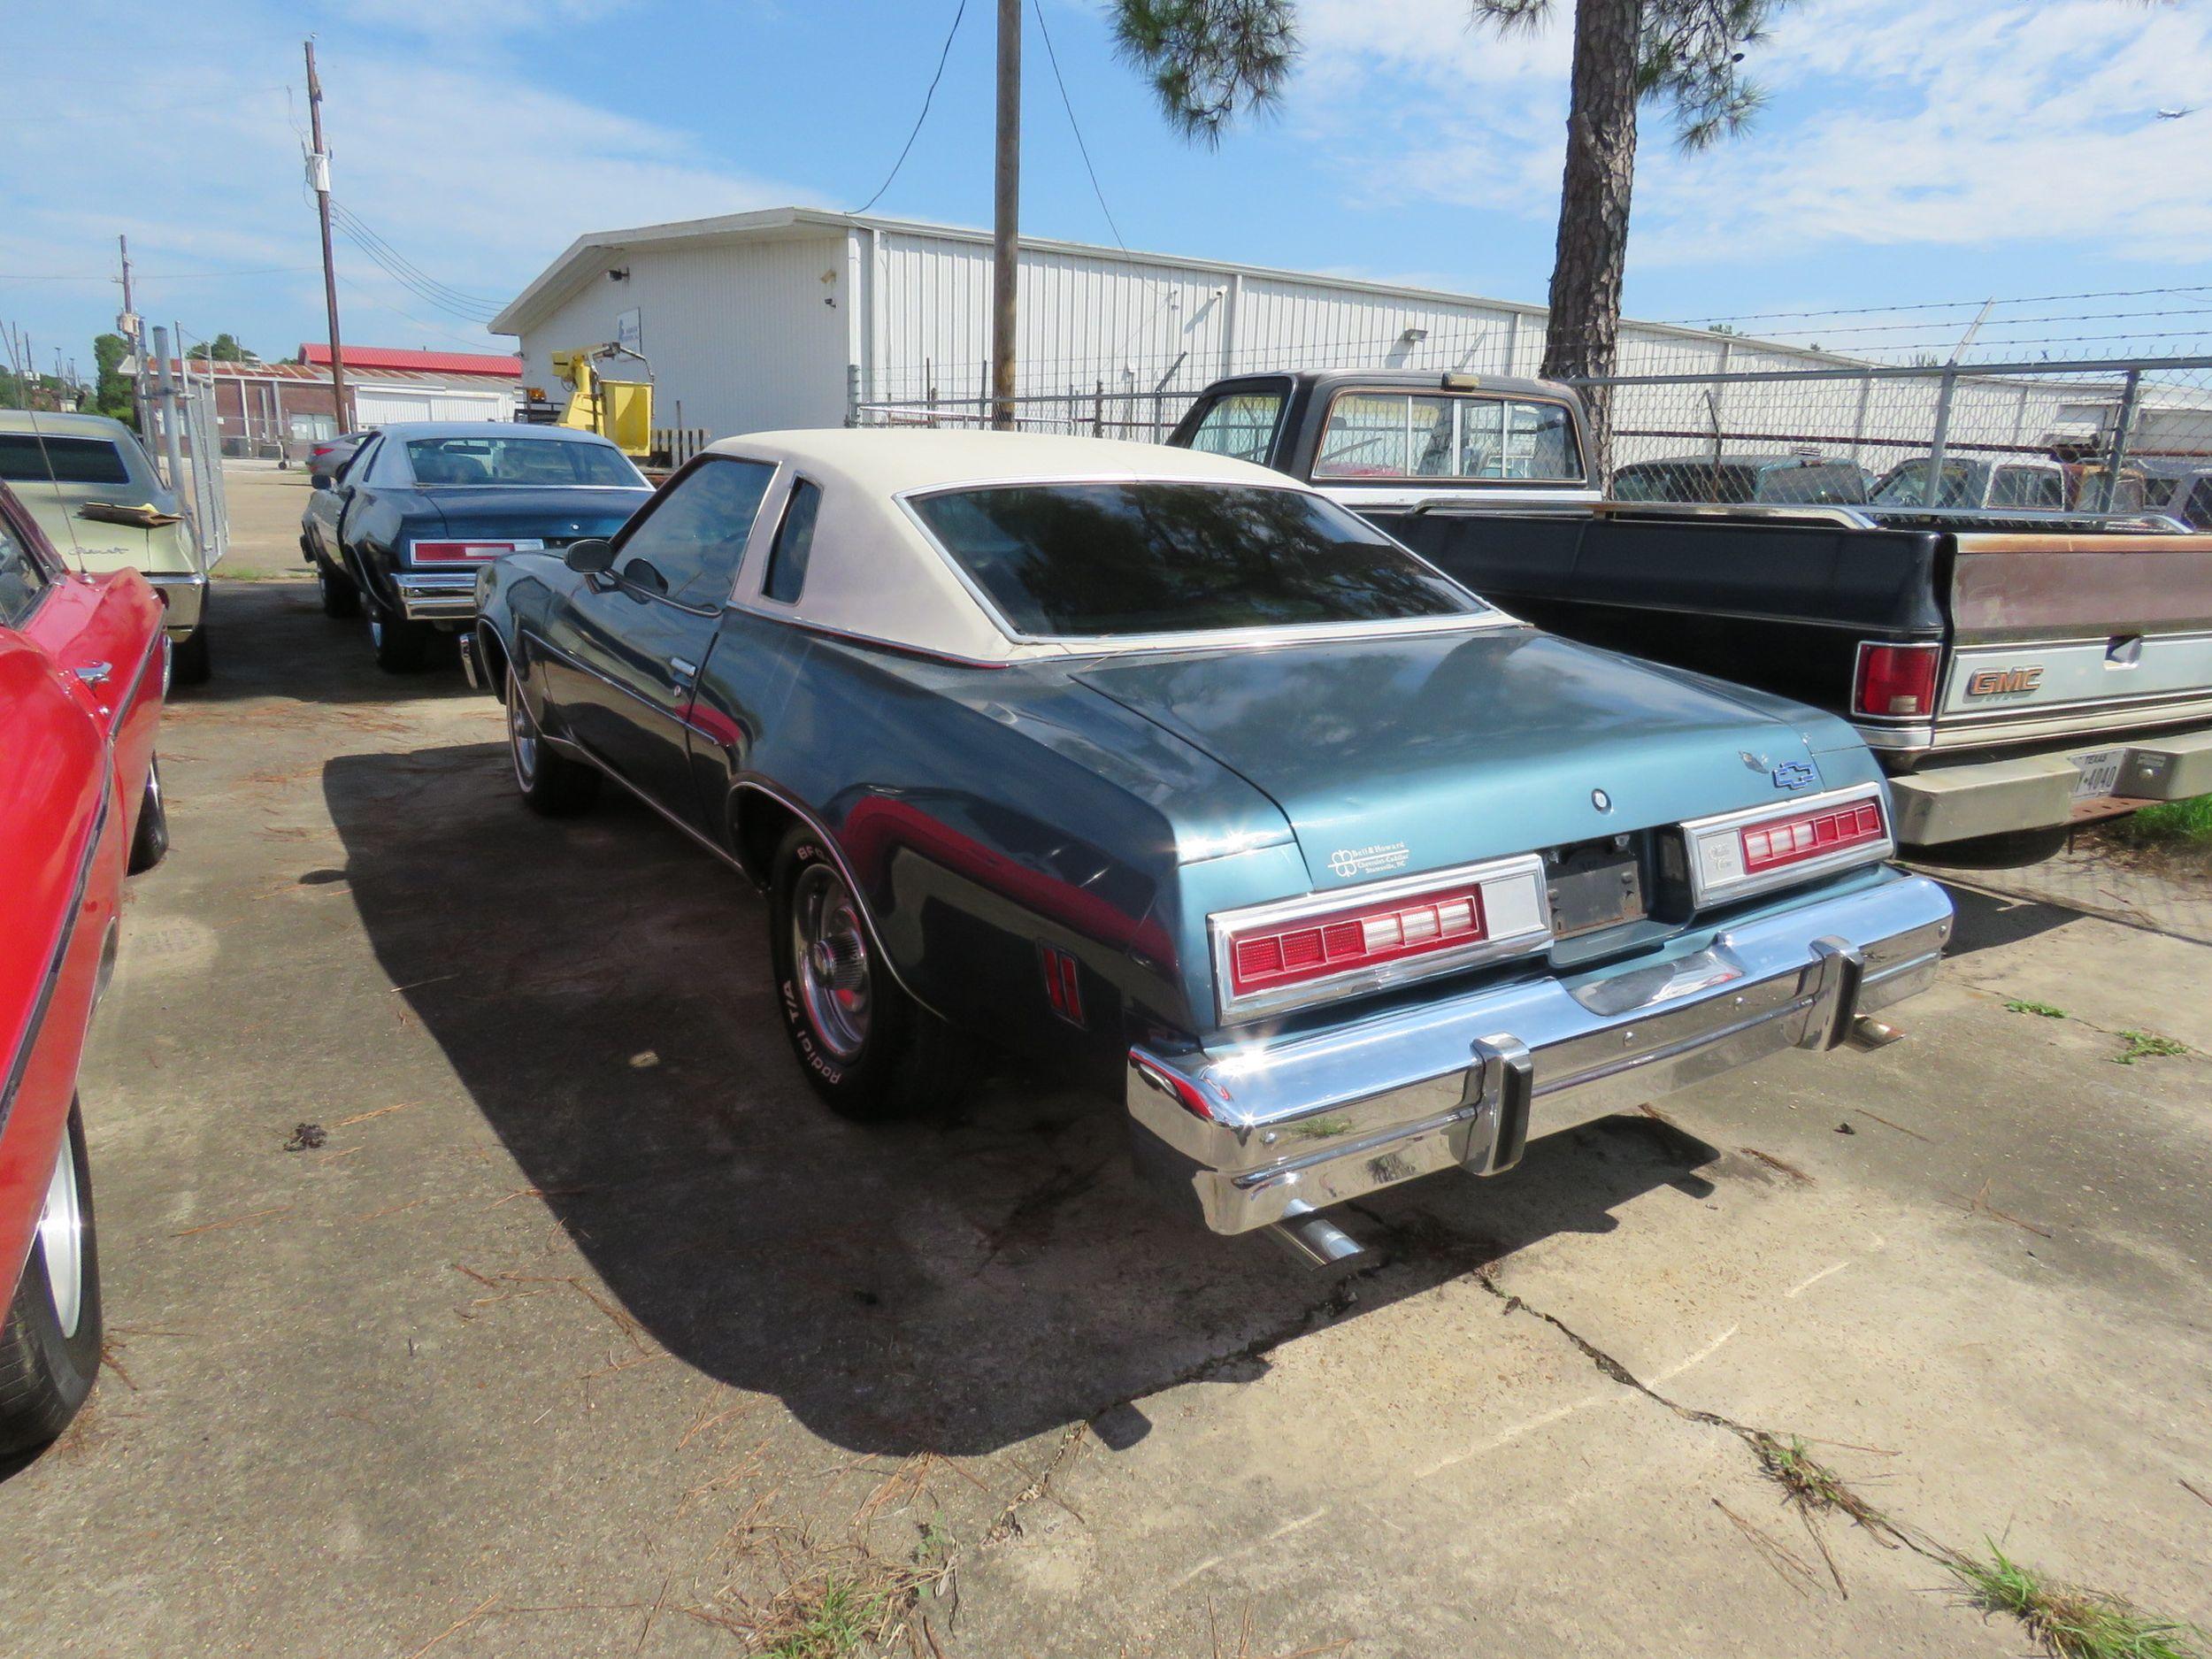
[[1948, 1542, 2209, 1659], [2006, 999, 2069, 1018], [2114, 1031, 2191, 1065], [1751, 1433, 1897, 1540]]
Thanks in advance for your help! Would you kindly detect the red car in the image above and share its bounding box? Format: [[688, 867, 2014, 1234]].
[[0, 479, 167, 1454]]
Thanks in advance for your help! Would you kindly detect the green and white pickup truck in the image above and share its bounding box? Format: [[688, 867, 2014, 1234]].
[[0, 410, 216, 683]]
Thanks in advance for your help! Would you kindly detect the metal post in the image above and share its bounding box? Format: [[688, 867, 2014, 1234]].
[[150, 326, 188, 503], [844, 361, 861, 427], [2101, 367, 2142, 512], [1923, 365, 1959, 507], [1094, 379, 1103, 437], [305, 40, 350, 434], [988, 0, 1021, 430], [1849, 373, 1874, 469]]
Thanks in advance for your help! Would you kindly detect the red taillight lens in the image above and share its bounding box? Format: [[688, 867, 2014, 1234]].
[[1041, 945, 1085, 1026], [1854, 642, 1939, 718], [1226, 884, 1487, 998], [1740, 798, 1886, 874], [411, 540, 518, 563]]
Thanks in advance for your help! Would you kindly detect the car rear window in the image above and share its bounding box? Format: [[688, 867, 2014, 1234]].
[[909, 481, 1484, 638], [0, 434, 132, 486], [406, 436, 642, 488]]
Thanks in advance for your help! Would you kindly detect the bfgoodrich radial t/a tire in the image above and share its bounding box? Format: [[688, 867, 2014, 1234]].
[[768, 824, 971, 1122], [0, 1100, 103, 1455]]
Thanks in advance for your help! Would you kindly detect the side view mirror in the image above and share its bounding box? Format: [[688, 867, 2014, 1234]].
[[310, 471, 333, 491], [564, 537, 616, 574]]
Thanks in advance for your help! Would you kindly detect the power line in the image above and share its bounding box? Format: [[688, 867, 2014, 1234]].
[[333, 271, 503, 353], [1031, 0, 1125, 251], [1661, 283, 2212, 328], [327, 200, 505, 319], [1725, 305, 2212, 340], [852, 0, 969, 215]]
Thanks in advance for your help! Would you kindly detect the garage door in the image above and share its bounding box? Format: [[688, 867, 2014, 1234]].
[[353, 390, 436, 426]]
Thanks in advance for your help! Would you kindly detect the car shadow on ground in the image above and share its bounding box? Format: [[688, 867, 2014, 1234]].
[[173, 581, 480, 709], [324, 741, 1723, 1458], [1932, 879, 2079, 958]]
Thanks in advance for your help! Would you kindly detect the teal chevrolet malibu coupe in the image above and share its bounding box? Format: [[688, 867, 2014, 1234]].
[[466, 430, 1953, 1264]]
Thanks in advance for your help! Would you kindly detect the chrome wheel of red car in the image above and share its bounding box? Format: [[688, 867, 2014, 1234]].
[[792, 861, 872, 1060], [0, 1099, 103, 1455], [36, 1129, 85, 1340]]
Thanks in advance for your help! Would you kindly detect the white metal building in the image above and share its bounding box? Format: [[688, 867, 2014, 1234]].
[[493, 206, 1864, 436], [492, 206, 2202, 471]]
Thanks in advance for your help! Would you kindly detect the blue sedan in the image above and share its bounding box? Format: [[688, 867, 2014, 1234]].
[[467, 430, 1954, 1263], [300, 422, 652, 672]]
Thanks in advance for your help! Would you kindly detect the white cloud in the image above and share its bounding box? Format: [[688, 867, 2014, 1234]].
[[0, 3, 799, 354], [1286, 0, 2212, 267]]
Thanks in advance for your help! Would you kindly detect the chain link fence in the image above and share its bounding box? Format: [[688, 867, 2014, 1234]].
[[849, 350, 2212, 526]]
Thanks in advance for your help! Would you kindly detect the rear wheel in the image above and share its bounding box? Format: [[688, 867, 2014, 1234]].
[[370, 610, 431, 673], [507, 666, 598, 816], [0, 1100, 103, 1455], [319, 565, 361, 619], [768, 825, 970, 1120], [127, 756, 169, 874]]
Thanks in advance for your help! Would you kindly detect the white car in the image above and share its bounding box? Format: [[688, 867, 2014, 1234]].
[[0, 410, 216, 682]]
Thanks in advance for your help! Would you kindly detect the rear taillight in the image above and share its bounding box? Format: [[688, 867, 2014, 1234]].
[[1740, 797, 1886, 874], [1680, 783, 1893, 904], [1210, 853, 1550, 1021], [1854, 642, 1939, 718], [411, 540, 518, 563], [1041, 944, 1085, 1026], [1227, 884, 1487, 999]]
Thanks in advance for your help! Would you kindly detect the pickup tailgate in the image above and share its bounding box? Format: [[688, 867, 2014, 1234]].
[[1939, 532, 2212, 745]]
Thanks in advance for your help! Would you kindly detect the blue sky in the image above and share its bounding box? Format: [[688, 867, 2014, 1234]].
[[4, 0, 2210, 376]]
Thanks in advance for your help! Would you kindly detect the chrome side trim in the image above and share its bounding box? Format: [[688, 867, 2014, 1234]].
[[524, 632, 690, 733], [1678, 780, 1893, 907], [0, 772, 113, 1141]]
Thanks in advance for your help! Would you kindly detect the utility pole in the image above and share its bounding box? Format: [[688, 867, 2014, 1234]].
[[304, 39, 350, 435], [118, 234, 149, 429], [988, 0, 1020, 431]]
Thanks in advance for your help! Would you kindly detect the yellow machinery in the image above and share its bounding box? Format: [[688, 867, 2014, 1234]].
[[550, 345, 653, 459]]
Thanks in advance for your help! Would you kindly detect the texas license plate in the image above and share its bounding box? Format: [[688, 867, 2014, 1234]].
[[2070, 748, 2125, 800]]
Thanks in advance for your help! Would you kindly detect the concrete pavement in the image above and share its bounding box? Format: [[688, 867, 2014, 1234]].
[[0, 471, 2206, 1655]]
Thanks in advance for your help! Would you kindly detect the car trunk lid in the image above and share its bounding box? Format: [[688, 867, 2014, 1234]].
[[1073, 626, 1837, 892]]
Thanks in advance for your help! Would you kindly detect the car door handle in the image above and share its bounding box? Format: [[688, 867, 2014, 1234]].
[[73, 661, 113, 686], [669, 656, 698, 686]]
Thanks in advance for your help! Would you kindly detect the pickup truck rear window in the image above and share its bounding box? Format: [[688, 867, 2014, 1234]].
[[1184, 392, 1286, 463], [1314, 392, 1581, 483], [910, 481, 1485, 639], [0, 434, 132, 487]]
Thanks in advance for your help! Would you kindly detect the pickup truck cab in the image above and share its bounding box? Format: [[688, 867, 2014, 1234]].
[[1871, 456, 2070, 511], [1171, 369, 2212, 863]]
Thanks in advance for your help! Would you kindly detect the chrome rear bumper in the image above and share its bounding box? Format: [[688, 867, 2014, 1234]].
[[142, 570, 207, 635], [1126, 872, 1954, 1236], [393, 572, 478, 621]]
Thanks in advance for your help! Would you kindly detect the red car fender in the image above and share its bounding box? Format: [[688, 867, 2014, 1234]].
[[0, 486, 166, 1294]]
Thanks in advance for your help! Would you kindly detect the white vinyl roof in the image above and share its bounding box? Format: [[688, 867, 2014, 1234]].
[[705, 429, 1346, 664]]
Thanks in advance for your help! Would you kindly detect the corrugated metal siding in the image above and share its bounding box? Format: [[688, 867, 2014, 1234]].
[[517, 232, 849, 442]]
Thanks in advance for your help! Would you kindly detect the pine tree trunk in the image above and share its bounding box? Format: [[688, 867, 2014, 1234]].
[[1540, 0, 1641, 478]]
